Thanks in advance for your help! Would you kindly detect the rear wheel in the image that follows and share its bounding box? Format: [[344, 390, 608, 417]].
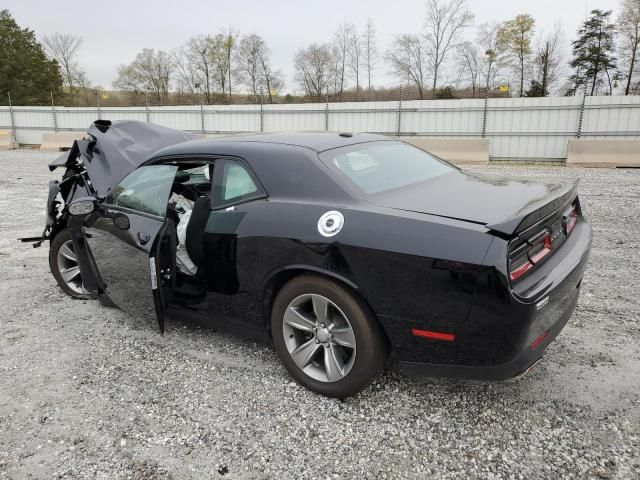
[[49, 229, 94, 299], [271, 274, 388, 398]]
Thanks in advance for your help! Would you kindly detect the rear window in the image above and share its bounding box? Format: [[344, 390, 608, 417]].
[[319, 141, 453, 195]]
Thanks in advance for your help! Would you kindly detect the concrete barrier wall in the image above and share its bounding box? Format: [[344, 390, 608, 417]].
[[401, 137, 489, 165], [0, 130, 15, 150], [566, 139, 640, 168], [40, 132, 85, 152]]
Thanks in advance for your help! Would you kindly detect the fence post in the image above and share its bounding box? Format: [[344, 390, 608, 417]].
[[96, 92, 101, 120], [259, 90, 264, 132], [576, 87, 587, 138], [199, 90, 205, 134], [50, 92, 58, 133], [7, 92, 16, 142], [396, 85, 403, 136], [144, 92, 150, 122], [324, 93, 329, 131], [481, 88, 489, 138]]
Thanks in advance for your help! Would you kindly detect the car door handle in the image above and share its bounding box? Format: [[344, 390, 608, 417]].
[[137, 232, 151, 245]]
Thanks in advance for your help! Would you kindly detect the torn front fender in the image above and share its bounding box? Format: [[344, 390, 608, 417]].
[[66, 215, 103, 294], [46, 180, 61, 227]]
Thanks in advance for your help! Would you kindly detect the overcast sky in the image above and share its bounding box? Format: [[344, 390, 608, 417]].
[[5, 0, 621, 93]]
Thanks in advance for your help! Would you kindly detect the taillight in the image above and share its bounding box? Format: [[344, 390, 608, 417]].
[[509, 202, 578, 282], [510, 259, 534, 281], [529, 233, 552, 263], [564, 206, 577, 235], [509, 231, 553, 281]]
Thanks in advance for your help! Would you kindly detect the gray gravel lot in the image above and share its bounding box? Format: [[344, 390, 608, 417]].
[[0, 150, 639, 479]]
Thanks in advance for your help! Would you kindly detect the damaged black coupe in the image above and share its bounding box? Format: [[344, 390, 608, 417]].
[[35, 120, 592, 397]]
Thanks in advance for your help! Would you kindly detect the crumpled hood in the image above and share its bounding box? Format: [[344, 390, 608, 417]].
[[368, 170, 578, 235], [50, 120, 198, 197]]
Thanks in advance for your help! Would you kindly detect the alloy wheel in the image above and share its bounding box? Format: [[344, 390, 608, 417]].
[[56, 240, 89, 295], [282, 293, 357, 383]]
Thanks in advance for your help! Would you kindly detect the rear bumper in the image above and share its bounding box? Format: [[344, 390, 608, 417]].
[[395, 218, 592, 381], [400, 285, 578, 380]]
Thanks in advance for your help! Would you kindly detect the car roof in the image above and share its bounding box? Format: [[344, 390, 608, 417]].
[[154, 132, 393, 157]]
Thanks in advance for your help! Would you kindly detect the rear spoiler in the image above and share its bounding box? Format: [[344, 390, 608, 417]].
[[487, 179, 579, 236]]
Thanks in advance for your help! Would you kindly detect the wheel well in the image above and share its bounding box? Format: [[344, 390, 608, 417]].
[[262, 268, 389, 347], [48, 221, 67, 244]]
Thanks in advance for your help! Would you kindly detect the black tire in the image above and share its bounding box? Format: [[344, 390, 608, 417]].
[[49, 229, 95, 300], [271, 274, 389, 398]]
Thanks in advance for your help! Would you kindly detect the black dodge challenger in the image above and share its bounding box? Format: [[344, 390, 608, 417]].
[[35, 120, 592, 397]]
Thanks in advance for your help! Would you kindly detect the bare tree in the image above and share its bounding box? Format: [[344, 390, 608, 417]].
[[329, 44, 342, 94], [477, 22, 506, 92], [234, 33, 283, 103], [73, 70, 92, 106], [172, 46, 200, 96], [497, 14, 536, 96], [209, 34, 231, 97], [424, 0, 474, 99], [114, 48, 173, 103], [195, 29, 238, 101], [294, 43, 333, 101], [363, 18, 377, 89], [386, 34, 429, 99], [236, 34, 265, 101], [223, 28, 238, 101], [257, 46, 284, 103], [333, 23, 355, 100], [532, 23, 565, 96], [457, 41, 480, 97], [617, 0, 640, 94], [183, 35, 215, 102], [42, 33, 84, 104], [348, 27, 363, 95]]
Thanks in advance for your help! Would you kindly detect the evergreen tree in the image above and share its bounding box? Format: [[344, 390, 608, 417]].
[[525, 80, 545, 97], [0, 10, 63, 105], [568, 9, 617, 95]]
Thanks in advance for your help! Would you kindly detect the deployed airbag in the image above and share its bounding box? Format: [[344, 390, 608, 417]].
[[170, 193, 197, 276]]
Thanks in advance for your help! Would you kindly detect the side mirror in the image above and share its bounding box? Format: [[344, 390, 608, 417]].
[[68, 197, 97, 216]]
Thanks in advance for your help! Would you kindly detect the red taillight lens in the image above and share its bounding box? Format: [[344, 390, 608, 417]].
[[510, 260, 534, 280], [529, 233, 552, 263], [509, 203, 578, 282], [510, 232, 552, 281]]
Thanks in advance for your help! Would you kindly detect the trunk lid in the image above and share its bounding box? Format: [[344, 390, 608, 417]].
[[368, 170, 578, 236]]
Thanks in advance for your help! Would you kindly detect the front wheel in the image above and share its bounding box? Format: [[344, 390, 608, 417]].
[[271, 274, 389, 398], [49, 229, 94, 299]]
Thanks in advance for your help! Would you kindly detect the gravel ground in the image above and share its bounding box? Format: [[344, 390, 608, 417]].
[[0, 150, 639, 480]]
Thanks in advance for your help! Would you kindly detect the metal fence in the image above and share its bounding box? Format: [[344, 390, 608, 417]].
[[2, 95, 639, 160]]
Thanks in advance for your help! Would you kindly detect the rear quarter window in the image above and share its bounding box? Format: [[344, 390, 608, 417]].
[[211, 159, 265, 209]]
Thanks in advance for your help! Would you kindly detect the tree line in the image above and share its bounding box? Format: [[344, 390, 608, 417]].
[[114, 31, 285, 104], [1, 1, 639, 106]]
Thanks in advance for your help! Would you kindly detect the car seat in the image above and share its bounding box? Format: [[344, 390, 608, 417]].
[[185, 196, 209, 267]]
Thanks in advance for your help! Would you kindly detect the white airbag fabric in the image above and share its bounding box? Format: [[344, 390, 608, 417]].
[[169, 193, 198, 275]]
